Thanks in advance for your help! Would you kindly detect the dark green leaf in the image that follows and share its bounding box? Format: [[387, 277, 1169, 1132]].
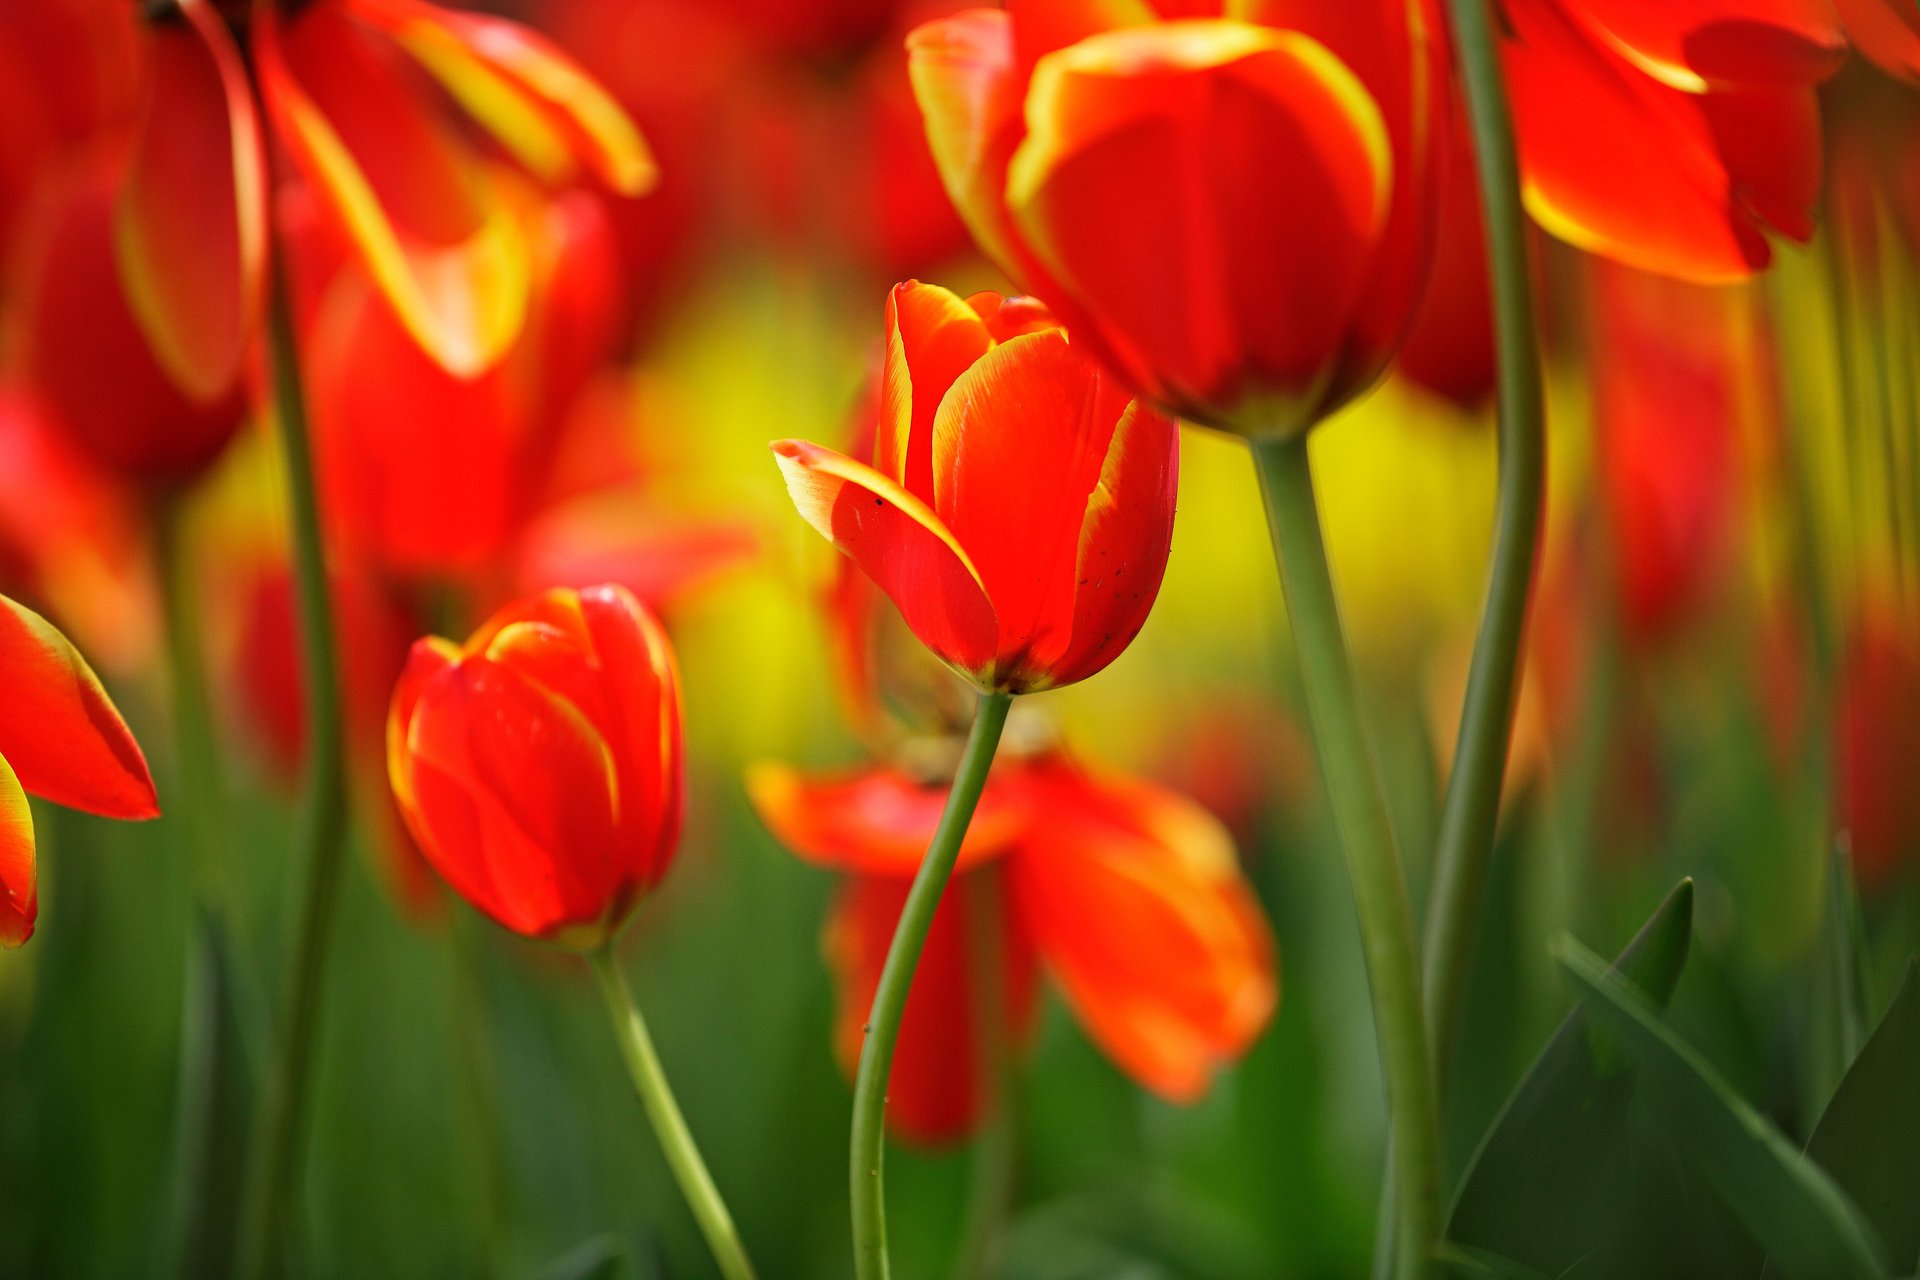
[[528, 1234, 628, 1280], [1558, 937, 1889, 1280], [1436, 1242, 1554, 1280]]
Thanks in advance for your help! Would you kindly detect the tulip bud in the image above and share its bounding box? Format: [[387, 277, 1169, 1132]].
[[386, 584, 684, 947], [772, 280, 1178, 694]]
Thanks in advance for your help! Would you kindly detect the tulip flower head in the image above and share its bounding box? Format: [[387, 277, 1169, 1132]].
[[0, 594, 159, 945], [386, 584, 684, 948], [773, 281, 1178, 694]]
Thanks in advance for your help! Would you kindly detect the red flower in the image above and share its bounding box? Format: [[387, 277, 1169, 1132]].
[[748, 749, 1276, 1143], [1833, 0, 1920, 82], [772, 281, 1178, 693], [907, 2, 1440, 436], [386, 585, 684, 946], [0, 593, 159, 945]]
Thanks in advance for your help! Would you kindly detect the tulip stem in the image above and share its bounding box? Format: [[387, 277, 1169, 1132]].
[[587, 946, 758, 1280], [850, 689, 1013, 1280], [1424, 0, 1548, 1087], [236, 253, 352, 1280], [1253, 436, 1439, 1280]]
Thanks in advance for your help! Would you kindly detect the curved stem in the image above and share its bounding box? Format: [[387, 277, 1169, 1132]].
[[851, 690, 1013, 1280], [588, 946, 758, 1280], [1422, 0, 1548, 1086], [235, 252, 351, 1280], [1253, 437, 1439, 1280]]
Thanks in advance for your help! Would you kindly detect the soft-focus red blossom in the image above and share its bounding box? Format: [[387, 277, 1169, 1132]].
[[908, 1, 1443, 436], [1836, 610, 1920, 889], [1834, 0, 1920, 82], [387, 585, 684, 946], [773, 281, 1177, 693], [748, 748, 1275, 1143], [116, 0, 655, 402], [1396, 111, 1496, 409], [13, 162, 246, 485], [0, 0, 137, 246], [0, 593, 159, 945]]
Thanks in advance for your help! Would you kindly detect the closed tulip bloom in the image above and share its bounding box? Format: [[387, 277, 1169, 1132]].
[[386, 584, 683, 947], [772, 281, 1178, 694], [0, 594, 159, 945]]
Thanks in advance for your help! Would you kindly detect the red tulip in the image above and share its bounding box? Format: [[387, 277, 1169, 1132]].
[[772, 281, 1178, 693], [0, 593, 159, 945], [748, 748, 1276, 1143], [387, 585, 684, 946], [1396, 109, 1497, 409], [1833, 0, 1920, 82], [1836, 610, 1920, 890], [907, 2, 1442, 436]]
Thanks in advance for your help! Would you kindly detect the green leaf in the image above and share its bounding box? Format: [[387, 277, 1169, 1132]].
[[1806, 959, 1920, 1264], [1447, 880, 1696, 1272], [528, 1235, 628, 1280], [1557, 937, 1890, 1280], [1436, 1242, 1554, 1280]]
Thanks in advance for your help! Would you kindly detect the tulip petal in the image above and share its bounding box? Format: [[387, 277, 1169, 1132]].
[[0, 594, 157, 820], [388, 636, 460, 818], [1006, 21, 1391, 426], [745, 762, 1034, 877], [1005, 0, 1157, 70], [348, 0, 657, 195], [256, 0, 531, 376], [1834, 0, 1920, 82], [574, 586, 683, 889], [1558, 0, 1846, 91], [879, 281, 995, 501], [907, 10, 1031, 277], [0, 753, 35, 947], [1009, 761, 1276, 1100], [115, 0, 264, 403], [772, 440, 999, 679]]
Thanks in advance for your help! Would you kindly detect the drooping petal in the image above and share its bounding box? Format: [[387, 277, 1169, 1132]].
[[347, 0, 656, 195], [771, 440, 999, 679], [0, 753, 35, 947], [1557, 0, 1846, 91], [746, 762, 1036, 877], [0, 594, 156, 820], [1005, 21, 1392, 429], [1834, 0, 1920, 82], [878, 281, 996, 500], [115, 0, 264, 404], [255, 0, 531, 376], [1008, 759, 1276, 1100], [1699, 82, 1820, 244]]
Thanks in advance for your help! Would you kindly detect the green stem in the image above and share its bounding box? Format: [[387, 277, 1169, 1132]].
[[1253, 438, 1439, 1280], [951, 866, 1015, 1280], [235, 252, 351, 1280], [851, 690, 1013, 1280], [587, 947, 758, 1280], [1422, 0, 1549, 1086]]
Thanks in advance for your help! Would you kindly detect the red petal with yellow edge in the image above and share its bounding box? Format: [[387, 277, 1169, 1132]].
[[1008, 758, 1276, 1100], [1504, 0, 1771, 281], [347, 0, 656, 196], [1048, 401, 1180, 689], [1006, 22, 1391, 428], [1005, 0, 1157, 72], [116, 0, 263, 404], [0, 594, 156, 820], [824, 871, 1038, 1145], [388, 635, 460, 818], [256, 0, 530, 376], [929, 330, 1137, 687], [1558, 0, 1845, 90], [1834, 0, 1920, 81], [772, 440, 999, 679], [878, 282, 995, 501], [746, 761, 1037, 877], [574, 586, 683, 891], [0, 754, 35, 947]]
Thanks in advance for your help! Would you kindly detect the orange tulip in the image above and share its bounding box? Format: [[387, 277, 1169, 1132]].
[[772, 281, 1178, 693], [116, 0, 655, 403], [0, 593, 159, 945], [907, 1, 1442, 436], [748, 748, 1276, 1143], [386, 585, 683, 946]]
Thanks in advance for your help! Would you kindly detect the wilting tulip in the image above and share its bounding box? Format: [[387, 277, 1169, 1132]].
[[0, 593, 159, 944], [908, 2, 1442, 436], [772, 281, 1177, 693], [387, 584, 683, 946], [749, 747, 1276, 1142]]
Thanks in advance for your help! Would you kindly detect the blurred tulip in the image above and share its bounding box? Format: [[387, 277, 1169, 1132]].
[[387, 585, 684, 946], [116, 0, 655, 402], [0, 0, 137, 247], [0, 594, 159, 945], [1836, 610, 1920, 889], [908, 2, 1443, 436], [773, 281, 1177, 693], [748, 747, 1275, 1143], [1834, 0, 1920, 82], [1396, 110, 1497, 410]]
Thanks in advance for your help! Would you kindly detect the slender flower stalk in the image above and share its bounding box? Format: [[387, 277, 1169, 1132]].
[[235, 251, 351, 1280], [850, 690, 1012, 1280], [1421, 0, 1549, 1087], [1253, 437, 1439, 1280], [587, 946, 757, 1280]]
